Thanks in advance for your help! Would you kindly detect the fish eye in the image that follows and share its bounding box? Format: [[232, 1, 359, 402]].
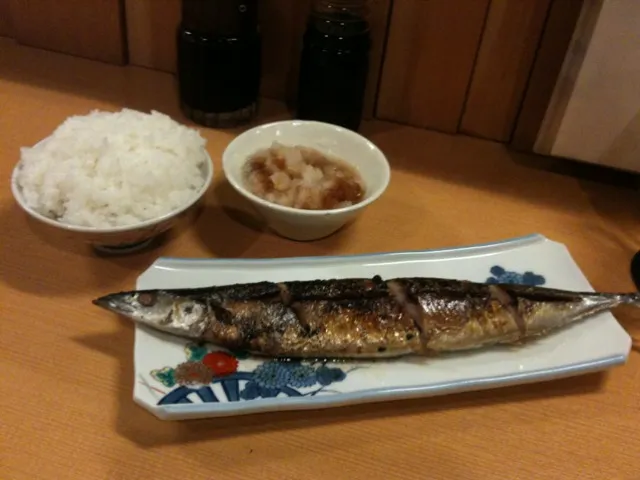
[[137, 293, 157, 307]]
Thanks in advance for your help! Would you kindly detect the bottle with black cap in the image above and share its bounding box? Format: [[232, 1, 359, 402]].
[[296, 0, 372, 132], [177, 0, 261, 128]]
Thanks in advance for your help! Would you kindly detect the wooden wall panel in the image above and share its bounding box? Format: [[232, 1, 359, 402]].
[[510, 0, 585, 151], [125, 0, 180, 73], [362, 0, 392, 119], [259, 0, 311, 103], [376, 0, 490, 133], [459, 0, 552, 142], [8, 0, 126, 65], [0, 1, 13, 37]]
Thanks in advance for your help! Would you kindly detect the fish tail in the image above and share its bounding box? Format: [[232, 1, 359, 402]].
[[617, 293, 640, 352], [618, 292, 640, 307]]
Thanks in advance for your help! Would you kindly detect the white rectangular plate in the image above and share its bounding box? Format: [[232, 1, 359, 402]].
[[133, 234, 632, 420]]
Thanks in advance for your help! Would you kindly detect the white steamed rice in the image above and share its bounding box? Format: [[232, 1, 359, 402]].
[[16, 109, 208, 228]]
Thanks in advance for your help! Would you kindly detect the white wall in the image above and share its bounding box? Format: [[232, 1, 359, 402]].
[[535, 0, 640, 172]]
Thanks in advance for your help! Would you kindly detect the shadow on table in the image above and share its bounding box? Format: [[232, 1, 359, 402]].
[[578, 177, 640, 252], [360, 121, 640, 221], [512, 151, 640, 259], [2, 174, 359, 297], [74, 320, 608, 450], [0, 202, 170, 295], [0, 39, 291, 135], [192, 178, 358, 259], [191, 180, 266, 258]]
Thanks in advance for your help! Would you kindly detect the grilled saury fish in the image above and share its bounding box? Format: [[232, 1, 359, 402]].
[[93, 276, 638, 359]]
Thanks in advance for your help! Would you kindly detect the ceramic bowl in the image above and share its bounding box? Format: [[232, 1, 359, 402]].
[[11, 151, 214, 254], [222, 120, 391, 241]]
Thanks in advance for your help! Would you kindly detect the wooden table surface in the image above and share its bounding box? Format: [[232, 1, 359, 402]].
[[1, 39, 639, 480]]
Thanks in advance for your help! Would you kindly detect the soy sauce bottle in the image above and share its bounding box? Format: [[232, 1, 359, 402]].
[[296, 0, 371, 132], [177, 0, 261, 128]]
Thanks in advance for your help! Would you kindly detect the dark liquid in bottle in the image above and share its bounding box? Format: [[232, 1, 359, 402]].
[[177, 0, 261, 128], [296, 10, 371, 132]]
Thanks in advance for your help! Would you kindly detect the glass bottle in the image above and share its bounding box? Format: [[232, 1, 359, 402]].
[[296, 0, 372, 132], [176, 0, 261, 128]]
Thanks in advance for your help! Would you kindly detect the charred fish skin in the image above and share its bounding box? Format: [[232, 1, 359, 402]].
[[282, 276, 389, 301], [200, 278, 420, 358], [254, 296, 422, 358], [384, 277, 521, 352], [390, 277, 640, 352], [93, 276, 640, 359], [205, 276, 419, 357]]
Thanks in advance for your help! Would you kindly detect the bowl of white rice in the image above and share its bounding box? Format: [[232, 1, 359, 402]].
[[11, 108, 214, 253]]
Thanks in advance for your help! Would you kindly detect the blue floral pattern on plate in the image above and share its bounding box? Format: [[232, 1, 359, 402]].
[[486, 265, 546, 286], [150, 345, 355, 406], [148, 266, 546, 406]]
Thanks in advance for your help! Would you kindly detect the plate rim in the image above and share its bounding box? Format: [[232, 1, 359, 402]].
[[132, 232, 632, 420], [148, 233, 551, 268]]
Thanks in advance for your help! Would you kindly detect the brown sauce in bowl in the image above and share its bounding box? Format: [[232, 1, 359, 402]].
[[242, 142, 365, 210]]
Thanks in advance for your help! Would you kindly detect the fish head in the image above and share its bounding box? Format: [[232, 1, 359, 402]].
[[92, 290, 211, 338]]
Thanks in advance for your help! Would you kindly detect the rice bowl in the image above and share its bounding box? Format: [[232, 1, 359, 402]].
[[11, 109, 214, 251]]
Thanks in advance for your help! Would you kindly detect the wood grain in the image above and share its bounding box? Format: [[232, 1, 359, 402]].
[[259, 0, 311, 103], [125, 0, 180, 73], [361, 0, 392, 119], [510, 0, 585, 151], [8, 0, 126, 64], [376, 0, 490, 133], [2, 38, 640, 480], [0, 0, 12, 37], [459, 0, 552, 142]]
